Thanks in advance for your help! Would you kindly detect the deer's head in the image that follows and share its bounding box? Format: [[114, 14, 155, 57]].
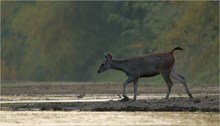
[[97, 52, 112, 73]]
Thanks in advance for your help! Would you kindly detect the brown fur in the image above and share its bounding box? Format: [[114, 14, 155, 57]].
[[98, 47, 193, 101]]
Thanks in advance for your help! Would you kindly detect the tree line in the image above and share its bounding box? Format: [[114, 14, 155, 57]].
[[1, 1, 219, 84]]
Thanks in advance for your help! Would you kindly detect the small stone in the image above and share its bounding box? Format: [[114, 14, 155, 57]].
[[117, 94, 122, 98], [77, 94, 85, 98]]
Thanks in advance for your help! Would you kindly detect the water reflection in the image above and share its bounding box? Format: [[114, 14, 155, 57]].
[[0, 111, 219, 125]]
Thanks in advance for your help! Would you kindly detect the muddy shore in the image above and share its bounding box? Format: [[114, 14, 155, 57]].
[[1, 96, 218, 112], [1, 82, 219, 95], [1, 82, 219, 112]]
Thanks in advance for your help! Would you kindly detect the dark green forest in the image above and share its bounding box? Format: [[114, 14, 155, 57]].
[[1, 1, 219, 84]]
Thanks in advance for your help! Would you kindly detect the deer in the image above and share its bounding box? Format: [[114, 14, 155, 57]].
[[97, 47, 193, 101]]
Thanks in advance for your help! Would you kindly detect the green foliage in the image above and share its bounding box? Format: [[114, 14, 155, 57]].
[[153, 1, 219, 84], [1, 1, 219, 84]]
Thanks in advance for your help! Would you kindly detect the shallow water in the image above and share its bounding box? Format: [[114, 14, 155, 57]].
[[1, 93, 217, 103], [0, 111, 219, 126]]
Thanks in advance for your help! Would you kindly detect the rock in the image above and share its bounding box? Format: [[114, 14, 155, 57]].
[[77, 94, 85, 98], [117, 94, 122, 98]]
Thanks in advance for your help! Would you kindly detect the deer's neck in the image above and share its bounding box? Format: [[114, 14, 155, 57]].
[[110, 60, 127, 72]]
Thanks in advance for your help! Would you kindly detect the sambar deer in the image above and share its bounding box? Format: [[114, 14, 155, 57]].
[[97, 47, 193, 101]]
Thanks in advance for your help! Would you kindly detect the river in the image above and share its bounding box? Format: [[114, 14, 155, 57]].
[[0, 111, 219, 126]]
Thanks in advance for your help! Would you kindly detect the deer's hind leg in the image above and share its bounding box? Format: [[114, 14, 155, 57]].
[[161, 71, 173, 99], [170, 64, 193, 98]]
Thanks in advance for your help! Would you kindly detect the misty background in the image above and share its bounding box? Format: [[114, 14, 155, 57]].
[[1, 1, 219, 85]]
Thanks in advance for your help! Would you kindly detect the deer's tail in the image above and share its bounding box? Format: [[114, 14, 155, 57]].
[[170, 47, 183, 53]]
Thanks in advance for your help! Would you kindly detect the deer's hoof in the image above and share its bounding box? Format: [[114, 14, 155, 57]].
[[120, 95, 129, 101]]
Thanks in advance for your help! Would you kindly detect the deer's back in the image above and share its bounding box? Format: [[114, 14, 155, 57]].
[[124, 53, 174, 78]]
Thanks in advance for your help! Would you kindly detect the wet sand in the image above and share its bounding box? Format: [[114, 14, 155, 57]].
[[1, 93, 219, 112], [1, 82, 219, 125], [1, 82, 219, 112]]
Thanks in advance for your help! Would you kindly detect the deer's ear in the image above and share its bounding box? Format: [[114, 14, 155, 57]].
[[104, 52, 108, 59], [104, 52, 112, 60], [107, 53, 112, 60]]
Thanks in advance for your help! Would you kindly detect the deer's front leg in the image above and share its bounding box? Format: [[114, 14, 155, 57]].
[[121, 78, 134, 101], [133, 79, 139, 101]]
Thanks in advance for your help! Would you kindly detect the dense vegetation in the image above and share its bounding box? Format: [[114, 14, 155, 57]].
[[1, 1, 219, 84]]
